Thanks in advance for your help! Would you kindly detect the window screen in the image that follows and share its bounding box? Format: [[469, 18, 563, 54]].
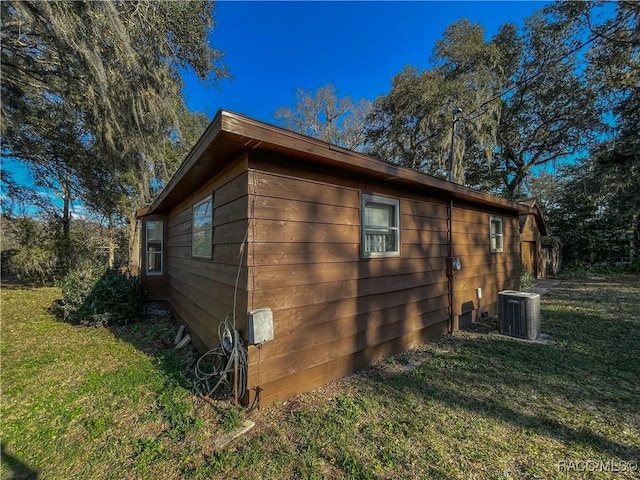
[[192, 195, 213, 258], [490, 217, 504, 253], [146, 220, 163, 274], [362, 194, 400, 257]]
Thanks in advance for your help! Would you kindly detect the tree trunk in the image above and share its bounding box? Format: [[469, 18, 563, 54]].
[[59, 170, 73, 275], [107, 215, 115, 269], [507, 167, 527, 199], [62, 184, 71, 238], [127, 210, 141, 275], [127, 171, 153, 275]]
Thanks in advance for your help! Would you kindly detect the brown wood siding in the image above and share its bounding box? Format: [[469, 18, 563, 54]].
[[249, 321, 448, 407], [143, 112, 531, 408], [165, 155, 250, 350], [150, 146, 523, 406], [245, 156, 454, 405], [143, 276, 168, 302], [452, 205, 521, 328], [521, 241, 536, 277]]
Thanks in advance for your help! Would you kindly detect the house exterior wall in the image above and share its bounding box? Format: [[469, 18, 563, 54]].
[[140, 147, 523, 407], [453, 204, 521, 328], [243, 152, 521, 406], [164, 155, 250, 353]]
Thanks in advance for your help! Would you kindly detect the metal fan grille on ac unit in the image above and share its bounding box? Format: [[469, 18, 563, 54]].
[[498, 291, 541, 340]]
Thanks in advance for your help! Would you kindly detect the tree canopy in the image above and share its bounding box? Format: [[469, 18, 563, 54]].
[[2, 1, 226, 154], [365, 20, 508, 182], [1, 0, 226, 271], [529, 0, 639, 260]]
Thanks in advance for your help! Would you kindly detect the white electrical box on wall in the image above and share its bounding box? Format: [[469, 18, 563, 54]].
[[247, 308, 274, 345]]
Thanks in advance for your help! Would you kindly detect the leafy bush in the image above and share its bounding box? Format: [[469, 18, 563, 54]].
[[60, 265, 144, 326], [519, 269, 536, 291], [559, 262, 593, 279], [60, 263, 105, 316], [5, 246, 58, 285]]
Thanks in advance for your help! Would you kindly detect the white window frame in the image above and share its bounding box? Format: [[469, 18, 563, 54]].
[[192, 195, 213, 259], [145, 220, 163, 275], [490, 216, 504, 253], [362, 193, 401, 258]]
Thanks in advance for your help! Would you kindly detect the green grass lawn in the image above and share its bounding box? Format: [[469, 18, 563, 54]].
[[2, 276, 639, 479]]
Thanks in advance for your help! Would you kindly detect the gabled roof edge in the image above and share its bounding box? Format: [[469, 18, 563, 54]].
[[519, 199, 549, 236], [142, 109, 530, 217], [145, 110, 224, 214]]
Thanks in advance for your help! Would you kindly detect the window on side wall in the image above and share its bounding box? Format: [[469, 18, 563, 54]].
[[490, 216, 504, 253], [192, 195, 213, 258], [146, 220, 163, 274], [362, 194, 400, 258]]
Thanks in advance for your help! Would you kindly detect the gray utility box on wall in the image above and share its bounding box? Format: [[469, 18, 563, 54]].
[[247, 308, 274, 345], [498, 291, 541, 340]]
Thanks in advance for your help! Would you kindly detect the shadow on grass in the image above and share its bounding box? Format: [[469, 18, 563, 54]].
[[48, 269, 193, 390], [372, 367, 639, 461], [361, 277, 640, 464], [1, 443, 39, 480], [108, 309, 196, 391], [0, 273, 49, 290]]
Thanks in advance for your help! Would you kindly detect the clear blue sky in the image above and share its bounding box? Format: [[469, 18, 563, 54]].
[[183, 1, 549, 123]]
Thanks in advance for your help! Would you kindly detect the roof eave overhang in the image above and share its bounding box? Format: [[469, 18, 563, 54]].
[[141, 110, 529, 217]]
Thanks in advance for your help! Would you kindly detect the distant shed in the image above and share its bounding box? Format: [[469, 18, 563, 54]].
[[519, 199, 549, 279], [138, 110, 533, 406]]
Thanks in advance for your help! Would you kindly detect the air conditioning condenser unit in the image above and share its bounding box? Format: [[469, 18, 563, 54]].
[[498, 291, 541, 340]]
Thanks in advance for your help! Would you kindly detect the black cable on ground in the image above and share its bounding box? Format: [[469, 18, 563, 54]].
[[192, 315, 248, 400]]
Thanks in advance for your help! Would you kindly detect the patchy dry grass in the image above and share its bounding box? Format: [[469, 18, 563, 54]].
[[2, 276, 639, 479]]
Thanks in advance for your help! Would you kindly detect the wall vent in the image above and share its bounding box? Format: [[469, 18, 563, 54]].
[[498, 291, 541, 340]]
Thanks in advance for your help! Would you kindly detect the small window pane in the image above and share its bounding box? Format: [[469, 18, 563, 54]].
[[193, 229, 212, 258], [193, 201, 212, 229], [147, 253, 162, 273], [192, 195, 213, 258], [146, 220, 163, 274], [362, 194, 400, 257], [365, 230, 397, 253], [147, 221, 163, 242], [365, 202, 394, 227], [490, 217, 503, 253]]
